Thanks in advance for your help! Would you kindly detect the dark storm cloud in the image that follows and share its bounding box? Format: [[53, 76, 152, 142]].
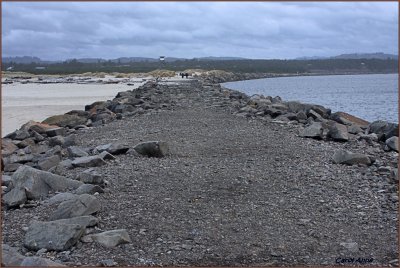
[[2, 2, 398, 60]]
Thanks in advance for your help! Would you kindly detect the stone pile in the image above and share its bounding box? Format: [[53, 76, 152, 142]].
[[1, 77, 398, 266]]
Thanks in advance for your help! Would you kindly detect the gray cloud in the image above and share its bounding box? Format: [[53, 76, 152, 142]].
[[2, 2, 398, 60]]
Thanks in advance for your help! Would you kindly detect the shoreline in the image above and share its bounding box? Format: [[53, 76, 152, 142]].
[[221, 73, 398, 125], [1, 78, 398, 266]]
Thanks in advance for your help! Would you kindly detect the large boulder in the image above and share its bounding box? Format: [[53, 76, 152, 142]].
[[45, 127, 67, 137], [299, 122, 324, 139], [6, 165, 82, 200], [94, 142, 130, 155], [37, 155, 61, 171], [89, 229, 131, 248], [385, 136, 399, 152], [20, 257, 65, 266], [71, 155, 106, 168], [327, 122, 349, 141], [42, 114, 87, 128], [49, 194, 101, 220], [133, 141, 169, 157], [367, 120, 398, 141], [24, 220, 85, 251], [45, 193, 77, 206], [52, 215, 99, 228], [1, 244, 25, 266], [67, 146, 89, 157], [4, 129, 31, 140], [286, 101, 330, 118], [3, 187, 27, 207], [77, 168, 104, 185], [332, 150, 372, 166], [20, 120, 59, 134], [1, 139, 19, 156]]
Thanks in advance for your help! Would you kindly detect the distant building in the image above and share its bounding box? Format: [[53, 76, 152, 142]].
[[159, 56, 165, 62], [6, 66, 14, 71], [35, 66, 46, 70]]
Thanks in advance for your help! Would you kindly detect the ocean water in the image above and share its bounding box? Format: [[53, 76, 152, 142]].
[[223, 73, 398, 123]]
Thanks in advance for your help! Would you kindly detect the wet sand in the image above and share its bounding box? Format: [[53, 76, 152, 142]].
[[2, 82, 144, 136]]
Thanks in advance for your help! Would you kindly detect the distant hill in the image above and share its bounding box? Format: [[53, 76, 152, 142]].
[[332, 53, 398, 60], [295, 52, 398, 60], [195, 56, 247, 61]]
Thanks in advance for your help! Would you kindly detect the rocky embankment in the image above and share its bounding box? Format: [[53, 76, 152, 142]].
[[1, 78, 398, 266]]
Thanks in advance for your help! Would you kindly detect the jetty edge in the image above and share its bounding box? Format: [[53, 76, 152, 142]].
[[1, 76, 398, 266]]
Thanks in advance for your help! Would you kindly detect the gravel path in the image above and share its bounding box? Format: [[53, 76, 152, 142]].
[[2, 79, 398, 266]]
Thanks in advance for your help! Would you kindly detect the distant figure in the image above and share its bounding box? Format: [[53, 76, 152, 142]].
[[185, 73, 189, 78], [181, 73, 184, 78]]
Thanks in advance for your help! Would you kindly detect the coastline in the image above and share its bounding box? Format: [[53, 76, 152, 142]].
[[1, 76, 398, 266]]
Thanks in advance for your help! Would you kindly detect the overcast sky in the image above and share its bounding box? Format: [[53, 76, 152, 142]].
[[2, 2, 398, 60]]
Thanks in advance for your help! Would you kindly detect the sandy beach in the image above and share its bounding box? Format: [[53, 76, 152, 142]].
[[2, 82, 145, 136]]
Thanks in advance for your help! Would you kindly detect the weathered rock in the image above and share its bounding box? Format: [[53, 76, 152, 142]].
[[307, 109, 321, 120], [29, 130, 45, 142], [66, 110, 90, 117], [67, 146, 89, 157], [2, 174, 13, 187], [286, 101, 330, 118], [20, 120, 59, 134], [20, 257, 65, 266], [5, 129, 31, 140], [45, 193, 77, 206], [327, 122, 349, 141], [347, 124, 363, 134], [10, 165, 82, 200], [113, 104, 135, 114], [1, 244, 25, 266], [2, 162, 22, 172], [89, 229, 131, 248], [299, 122, 324, 139], [17, 137, 36, 148], [367, 120, 399, 141], [49, 194, 101, 220], [3, 187, 27, 207], [52, 215, 99, 228], [94, 142, 130, 155], [71, 155, 106, 168], [46, 127, 67, 137], [2, 139, 19, 156], [133, 141, 169, 157], [49, 135, 76, 148], [42, 114, 87, 128], [385, 136, 399, 152], [44, 145, 62, 157], [358, 133, 379, 143], [75, 184, 105, 195], [63, 134, 77, 148], [6, 154, 34, 164], [85, 101, 106, 112], [38, 155, 61, 171], [332, 150, 372, 166], [27, 143, 50, 154], [24, 220, 85, 251], [77, 168, 104, 185], [49, 136, 65, 147]]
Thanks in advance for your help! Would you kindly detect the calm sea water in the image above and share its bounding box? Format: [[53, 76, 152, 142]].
[[223, 73, 398, 123]]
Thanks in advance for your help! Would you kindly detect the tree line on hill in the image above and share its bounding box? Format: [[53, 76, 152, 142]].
[[2, 58, 398, 75]]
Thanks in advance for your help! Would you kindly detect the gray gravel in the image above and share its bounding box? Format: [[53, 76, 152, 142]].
[[2, 79, 398, 266]]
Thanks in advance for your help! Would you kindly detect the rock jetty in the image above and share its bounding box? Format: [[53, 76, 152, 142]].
[[1, 77, 398, 266]]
